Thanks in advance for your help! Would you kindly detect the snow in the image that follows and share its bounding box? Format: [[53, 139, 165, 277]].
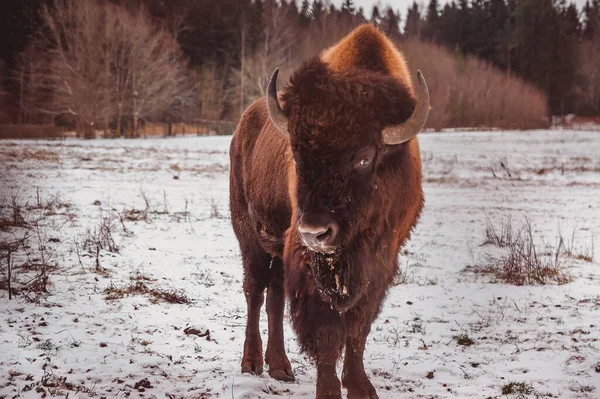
[[1, 129, 599, 398]]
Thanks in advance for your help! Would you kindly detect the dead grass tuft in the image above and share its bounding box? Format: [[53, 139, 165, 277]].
[[104, 281, 190, 304], [0, 194, 29, 230], [483, 215, 514, 247], [501, 381, 534, 395], [469, 217, 571, 286], [454, 334, 475, 347], [39, 369, 96, 396], [393, 261, 415, 286], [18, 148, 60, 163], [556, 225, 595, 263]]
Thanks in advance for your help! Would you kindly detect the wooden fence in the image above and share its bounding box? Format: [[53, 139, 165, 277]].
[[141, 119, 237, 137], [0, 124, 68, 139], [0, 119, 238, 140]]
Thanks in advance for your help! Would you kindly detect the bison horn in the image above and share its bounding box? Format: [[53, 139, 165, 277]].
[[266, 68, 289, 136], [382, 70, 430, 145]]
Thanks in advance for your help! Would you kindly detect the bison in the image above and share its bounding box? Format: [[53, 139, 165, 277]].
[[229, 24, 430, 398]]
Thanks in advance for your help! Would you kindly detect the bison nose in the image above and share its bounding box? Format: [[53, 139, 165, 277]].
[[297, 216, 339, 253]]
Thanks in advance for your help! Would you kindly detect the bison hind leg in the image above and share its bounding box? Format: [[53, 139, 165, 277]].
[[240, 245, 271, 376]]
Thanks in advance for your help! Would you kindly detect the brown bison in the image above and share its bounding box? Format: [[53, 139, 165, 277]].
[[229, 24, 430, 398]]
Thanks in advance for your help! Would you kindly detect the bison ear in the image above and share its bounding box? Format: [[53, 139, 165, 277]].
[[266, 68, 290, 137], [381, 70, 430, 145]]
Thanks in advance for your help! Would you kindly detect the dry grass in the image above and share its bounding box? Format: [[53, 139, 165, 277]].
[[0, 194, 28, 230], [468, 217, 571, 286], [556, 226, 595, 263], [483, 215, 514, 248], [104, 280, 190, 304], [0, 190, 67, 302], [501, 381, 534, 395], [454, 334, 475, 347], [83, 210, 119, 255], [38, 369, 97, 396]]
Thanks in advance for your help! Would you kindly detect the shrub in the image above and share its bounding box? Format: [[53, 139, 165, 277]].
[[401, 39, 550, 130]]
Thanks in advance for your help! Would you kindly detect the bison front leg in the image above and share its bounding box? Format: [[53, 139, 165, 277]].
[[265, 257, 295, 381], [341, 323, 378, 399], [290, 290, 346, 398]]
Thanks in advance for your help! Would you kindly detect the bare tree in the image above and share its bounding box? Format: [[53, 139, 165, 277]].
[[11, 44, 53, 125], [32, 0, 194, 138], [0, 60, 8, 123], [196, 61, 232, 120], [235, 0, 298, 113], [580, 37, 600, 115], [126, 9, 194, 136], [38, 0, 112, 137]]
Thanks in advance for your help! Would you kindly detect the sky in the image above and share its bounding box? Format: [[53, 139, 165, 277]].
[[332, 0, 589, 18]]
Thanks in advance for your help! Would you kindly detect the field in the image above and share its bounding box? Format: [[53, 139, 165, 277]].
[[1, 129, 599, 399]]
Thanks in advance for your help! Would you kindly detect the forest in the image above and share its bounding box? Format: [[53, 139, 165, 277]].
[[0, 0, 599, 136]]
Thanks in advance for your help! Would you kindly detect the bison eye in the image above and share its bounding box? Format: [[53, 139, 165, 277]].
[[352, 146, 376, 171], [357, 158, 371, 168]]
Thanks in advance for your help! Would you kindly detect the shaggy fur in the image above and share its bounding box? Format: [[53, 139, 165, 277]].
[[229, 24, 424, 398]]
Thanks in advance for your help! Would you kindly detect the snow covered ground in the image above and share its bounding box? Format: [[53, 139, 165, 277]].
[[1, 129, 599, 399]]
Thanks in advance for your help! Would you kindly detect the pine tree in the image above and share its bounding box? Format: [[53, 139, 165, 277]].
[[299, 0, 311, 26], [583, 0, 600, 39], [513, 0, 579, 114], [380, 7, 401, 39], [488, 0, 511, 68], [357, 7, 365, 21], [371, 5, 381, 25], [404, 2, 422, 38], [423, 0, 441, 42], [341, 0, 356, 14], [311, 0, 324, 22], [438, 2, 461, 50]]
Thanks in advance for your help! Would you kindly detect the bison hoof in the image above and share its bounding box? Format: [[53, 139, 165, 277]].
[[347, 392, 379, 399], [316, 391, 343, 399], [241, 360, 263, 376], [346, 381, 379, 399], [265, 349, 295, 382], [269, 367, 295, 382]]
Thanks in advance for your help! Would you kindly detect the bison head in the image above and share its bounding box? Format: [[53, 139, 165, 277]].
[[268, 61, 429, 255]]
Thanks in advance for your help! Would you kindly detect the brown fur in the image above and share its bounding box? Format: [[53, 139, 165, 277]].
[[229, 24, 424, 398], [321, 24, 415, 96]]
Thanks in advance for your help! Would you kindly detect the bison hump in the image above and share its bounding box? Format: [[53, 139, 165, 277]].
[[320, 24, 414, 96]]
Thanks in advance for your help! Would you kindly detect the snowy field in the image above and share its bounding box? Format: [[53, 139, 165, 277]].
[[1, 129, 599, 399]]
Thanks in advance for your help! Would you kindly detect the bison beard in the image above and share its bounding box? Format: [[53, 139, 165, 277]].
[[228, 24, 428, 399], [306, 250, 353, 311]]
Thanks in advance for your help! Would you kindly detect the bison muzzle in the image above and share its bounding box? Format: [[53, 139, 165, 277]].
[[229, 24, 430, 398]]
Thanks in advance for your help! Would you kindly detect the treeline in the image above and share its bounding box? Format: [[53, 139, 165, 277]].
[[0, 0, 570, 135], [410, 0, 600, 116]]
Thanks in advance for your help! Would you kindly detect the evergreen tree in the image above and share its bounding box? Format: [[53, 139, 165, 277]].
[[514, 0, 578, 114], [423, 0, 441, 42], [299, 0, 311, 26], [488, 0, 511, 68], [380, 7, 401, 39], [438, 2, 462, 50], [583, 0, 600, 39], [371, 5, 381, 25], [311, 0, 324, 22], [357, 7, 365, 20], [404, 2, 422, 38], [341, 0, 356, 14], [562, 3, 582, 37]]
